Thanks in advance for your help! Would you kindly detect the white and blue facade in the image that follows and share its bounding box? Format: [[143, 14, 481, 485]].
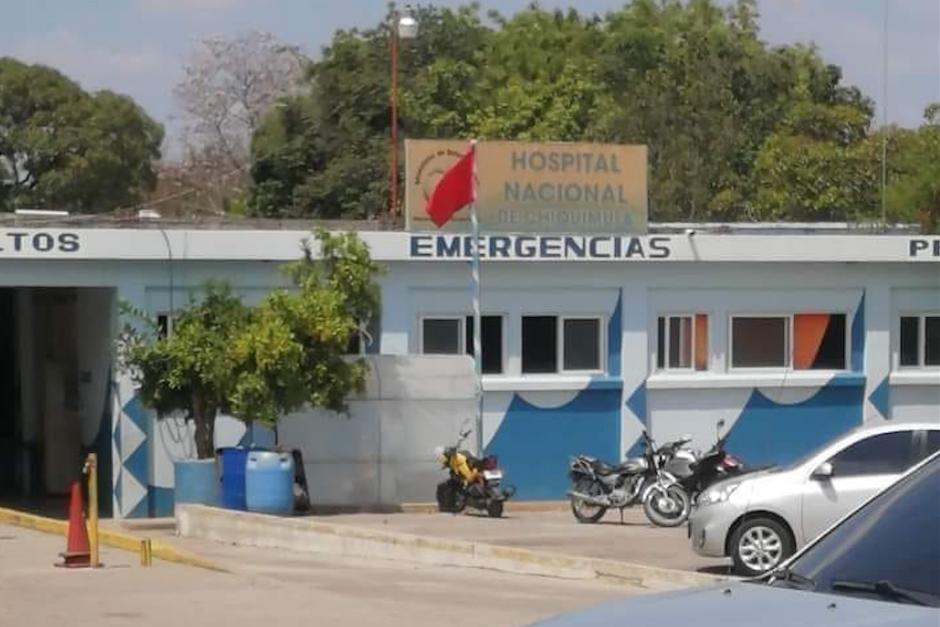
[[0, 224, 937, 516]]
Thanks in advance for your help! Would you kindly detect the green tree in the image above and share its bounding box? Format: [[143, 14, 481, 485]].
[[250, 5, 488, 219], [750, 100, 879, 221], [118, 231, 382, 459], [248, 1, 897, 224], [0, 58, 163, 212], [885, 104, 940, 232]]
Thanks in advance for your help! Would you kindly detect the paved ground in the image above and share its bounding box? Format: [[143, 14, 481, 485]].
[[0, 523, 650, 626], [310, 507, 731, 574]]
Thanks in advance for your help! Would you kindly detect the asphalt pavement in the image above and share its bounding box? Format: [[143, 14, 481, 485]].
[[0, 522, 645, 627]]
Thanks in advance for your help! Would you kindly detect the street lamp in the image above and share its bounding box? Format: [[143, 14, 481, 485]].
[[389, 8, 418, 220]]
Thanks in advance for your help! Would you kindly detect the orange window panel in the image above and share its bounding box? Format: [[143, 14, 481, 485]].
[[694, 313, 708, 371], [794, 313, 830, 369]]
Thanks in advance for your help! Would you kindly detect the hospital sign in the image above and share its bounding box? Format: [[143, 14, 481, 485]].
[[404, 140, 648, 234]]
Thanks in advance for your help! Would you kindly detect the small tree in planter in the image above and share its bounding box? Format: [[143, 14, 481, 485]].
[[118, 281, 249, 459], [117, 230, 382, 460]]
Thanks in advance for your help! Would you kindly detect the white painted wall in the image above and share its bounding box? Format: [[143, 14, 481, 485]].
[[1, 232, 936, 514]]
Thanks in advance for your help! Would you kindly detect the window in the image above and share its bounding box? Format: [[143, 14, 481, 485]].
[[828, 431, 914, 477], [731, 316, 789, 368], [465, 316, 503, 374], [346, 317, 380, 355], [657, 314, 708, 371], [156, 313, 173, 338], [522, 316, 557, 373], [900, 315, 940, 368], [522, 315, 603, 374], [794, 313, 846, 370], [928, 431, 940, 457], [421, 318, 462, 354], [420, 316, 503, 374], [913, 430, 940, 464], [731, 313, 847, 370], [346, 332, 362, 355], [563, 318, 600, 371]]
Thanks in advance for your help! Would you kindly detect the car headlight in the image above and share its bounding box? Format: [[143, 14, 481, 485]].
[[698, 483, 741, 507]]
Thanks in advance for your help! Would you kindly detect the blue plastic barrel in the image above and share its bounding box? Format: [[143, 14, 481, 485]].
[[219, 447, 248, 510], [174, 459, 219, 507], [245, 451, 294, 515]]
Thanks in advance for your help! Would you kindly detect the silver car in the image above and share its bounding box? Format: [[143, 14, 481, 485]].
[[689, 422, 940, 577]]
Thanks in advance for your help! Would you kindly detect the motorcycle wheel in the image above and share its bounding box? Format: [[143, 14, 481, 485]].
[[436, 480, 461, 513], [570, 478, 608, 524], [642, 485, 691, 527], [486, 500, 504, 518]]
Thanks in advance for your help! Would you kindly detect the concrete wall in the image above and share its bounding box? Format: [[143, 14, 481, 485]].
[[278, 355, 477, 506]]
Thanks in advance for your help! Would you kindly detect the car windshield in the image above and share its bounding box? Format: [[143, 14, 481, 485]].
[[773, 455, 940, 607]]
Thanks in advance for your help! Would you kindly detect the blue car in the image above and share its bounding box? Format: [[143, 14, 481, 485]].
[[535, 451, 940, 626]]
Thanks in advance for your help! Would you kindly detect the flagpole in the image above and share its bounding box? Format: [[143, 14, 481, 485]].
[[469, 139, 483, 457]]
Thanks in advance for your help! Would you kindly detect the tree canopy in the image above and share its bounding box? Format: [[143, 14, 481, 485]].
[[248, 0, 937, 228], [0, 57, 163, 213]]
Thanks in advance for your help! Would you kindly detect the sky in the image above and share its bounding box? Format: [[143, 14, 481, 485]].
[[3, 0, 939, 160]]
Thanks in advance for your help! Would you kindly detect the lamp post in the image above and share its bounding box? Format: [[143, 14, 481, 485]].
[[389, 9, 418, 220]]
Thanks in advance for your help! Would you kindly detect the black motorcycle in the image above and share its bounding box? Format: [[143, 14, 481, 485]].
[[568, 431, 692, 526], [670, 419, 746, 503]]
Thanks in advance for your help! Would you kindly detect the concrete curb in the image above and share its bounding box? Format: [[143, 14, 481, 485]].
[[0, 506, 226, 573], [306, 500, 568, 515], [177, 504, 722, 590]]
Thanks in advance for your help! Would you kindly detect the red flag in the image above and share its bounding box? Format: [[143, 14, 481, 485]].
[[425, 145, 475, 228]]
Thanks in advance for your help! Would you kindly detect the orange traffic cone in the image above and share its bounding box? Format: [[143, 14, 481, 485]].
[[57, 481, 91, 568]]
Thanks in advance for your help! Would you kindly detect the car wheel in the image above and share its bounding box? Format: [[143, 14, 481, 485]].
[[730, 517, 794, 577]]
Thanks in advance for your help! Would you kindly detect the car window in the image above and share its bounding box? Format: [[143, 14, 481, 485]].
[[828, 431, 913, 476], [783, 458, 940, 606], [926, 431, 940, 458]]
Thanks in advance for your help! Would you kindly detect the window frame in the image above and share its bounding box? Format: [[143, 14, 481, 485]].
[[465, 313, 507, 376], [559, 315, 605, 374], [344, 317, 378, 356], [156, 312, 174, 339], [826, 430, 915, 478], [656, 312, 702, 373], [793, 311, 850, 371], [418, 315, 465, 355], [520, 313, 607, 375], [729, 314, 792, 372], [897, 312, 940, 371], [728, 312, 850, 372]]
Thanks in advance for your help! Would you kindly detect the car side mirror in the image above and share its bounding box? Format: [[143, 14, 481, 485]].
[[812, 461, 834, 480]]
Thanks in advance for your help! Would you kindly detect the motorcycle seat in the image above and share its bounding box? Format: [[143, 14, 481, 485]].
[[591, 458, 646, 475]]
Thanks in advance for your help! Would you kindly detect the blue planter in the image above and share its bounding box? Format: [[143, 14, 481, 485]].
[[174, 459, 219, 508], [218, 447, 248, 510], [245, 451, 294, 515]]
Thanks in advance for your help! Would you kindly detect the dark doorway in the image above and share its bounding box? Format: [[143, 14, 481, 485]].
[[0, 287, 114, 517], [0, 289, 18, 494]]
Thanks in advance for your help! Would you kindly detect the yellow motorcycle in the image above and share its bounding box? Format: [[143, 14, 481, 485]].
[[435, 428, 514, 518]]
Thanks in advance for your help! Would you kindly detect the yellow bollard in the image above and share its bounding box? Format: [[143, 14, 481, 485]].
[[84, 453, 100, 568], [140, 539, 153, 567]]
